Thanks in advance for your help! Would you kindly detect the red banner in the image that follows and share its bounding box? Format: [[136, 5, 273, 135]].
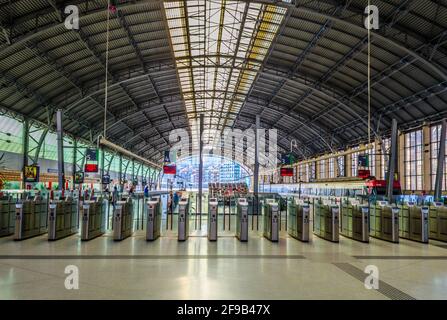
[[163, 165, 177, 175], [85, 164, 99, 173]]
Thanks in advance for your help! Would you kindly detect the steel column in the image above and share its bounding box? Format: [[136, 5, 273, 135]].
[[386, 119, 398, 203], [434, 119, 447, 200], [56, 110, 65, 191], [198, 114, 204, 229], [254, 115, 260, 216]]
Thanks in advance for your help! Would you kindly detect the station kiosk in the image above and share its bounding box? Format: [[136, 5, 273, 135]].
[[113, 197, 133, 241], [313, 200, 339, 242], [14, 195, 48, 240], [340, 200, 369, 243], [398, 202, 429, 243], [287, 199, 310, 242], [370, 201, 399, 243], [429, 202, 447, 242], [178, 197, 189, 241], [236, 198, 249, 242], [146, 198, 161, 241], [208, 198, 218, 241], [263, 199, 279, 242], [0, 197, 16, 237], [81, 199, 106, 241], [48, 197, 78, 240]]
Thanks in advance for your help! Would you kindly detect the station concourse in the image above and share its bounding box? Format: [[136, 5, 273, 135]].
[[0, 0, 447, 300]]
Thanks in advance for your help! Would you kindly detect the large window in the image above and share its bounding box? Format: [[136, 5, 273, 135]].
[[366, 147, 376, 177], [337, 155, 345, 177], [380, 137, 391, 179], [318, 159, 326, 179], [404, 130, 423, 191], [351, 147, 359, 177], [430, 125, 447, 190], [329, 158, 335, 178]]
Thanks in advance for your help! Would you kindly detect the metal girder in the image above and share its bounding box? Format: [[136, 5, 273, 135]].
[[115, 8, 161, 102], [0, 68, 93, 132], [0, 22, 11, 45]]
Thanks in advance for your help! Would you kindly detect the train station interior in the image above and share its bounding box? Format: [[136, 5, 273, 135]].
[[0, 0, 447, 300]]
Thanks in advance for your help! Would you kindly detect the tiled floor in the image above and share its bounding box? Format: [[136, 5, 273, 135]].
[[1, 227, 447, 300]]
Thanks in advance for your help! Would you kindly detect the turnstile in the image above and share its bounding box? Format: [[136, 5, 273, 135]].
[[48, 198, 78, 240], [14, 197, 48, 240], [0, 198, 15, 237], [429, 203, 447, 242], [313, 201, 339, 242], [340, 202, 369, 243], [398, 203, 429, 243], [178, 198, 189, 241], [208, 198, 218, 241], [81, 199, 106, 241], [113, 198, 133, 241], [287, 200, 310, 242], [236, 198, 249, 242], [263, 200, 279, 242], [146, 198, 161, 241], [370, 201, 399, 243]]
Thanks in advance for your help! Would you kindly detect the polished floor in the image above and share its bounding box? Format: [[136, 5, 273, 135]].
[[1, 218, 447, 300]]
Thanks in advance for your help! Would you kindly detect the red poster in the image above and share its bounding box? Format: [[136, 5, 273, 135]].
[[85, 164, 99, 173], [280, 168, 294, 177]]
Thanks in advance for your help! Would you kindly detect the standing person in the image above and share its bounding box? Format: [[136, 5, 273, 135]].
[[173, 191, 179, 211], [112, 186, 119, 210], [144, 184, 149, 198], [168, 190, 173, 215]]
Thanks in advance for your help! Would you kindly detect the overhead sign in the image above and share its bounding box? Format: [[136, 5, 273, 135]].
[[24, 165, 40, 183], [164, 150, 171, 163], [358, 169, 371, 179], [358, 154, 369, 167], [74, 171, 84, 184], [85, 163, 99, 173], [163, 165, 177, 175], [280, 153, 295, 165], [86, 149, 98, 161], [280, 167, 294, 177], [102, 174, 111, 185]]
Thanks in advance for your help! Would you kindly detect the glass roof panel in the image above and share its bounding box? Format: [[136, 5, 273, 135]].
[[164, 0, 286, 145]]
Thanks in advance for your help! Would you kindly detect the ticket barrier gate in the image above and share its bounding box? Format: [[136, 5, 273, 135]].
[[263, 200, 279, 242], [14, 196, 48, 240], [236, 198, 249, 242], [340, 202, 369, 243], [146, 198, 161, 241], [0, 198, 16, 237], [81, 199, 106, 241], [287, 200, 310, 242], [48, 198, 78, 240], [113, 198, 133, 241], [208, 198, 218, 241], [178, 198, 189, 241], [398, 203, 429, 243], [313, 201, 339, 242], [429, 202, 447, 242], [370, 202, 399, 243]]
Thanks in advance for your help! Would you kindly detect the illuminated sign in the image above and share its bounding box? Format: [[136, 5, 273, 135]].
[[74, 171, 84, 184], [280, 168, 294, 177], [24, 165, 40, 183], [85, 164, 99, 173], [163, 165, 177, 175]]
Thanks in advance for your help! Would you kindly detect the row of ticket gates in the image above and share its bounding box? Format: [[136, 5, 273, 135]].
[[0, 195, 164, 242], [290, 199, 447, 244], [1, 193, 446, 244]]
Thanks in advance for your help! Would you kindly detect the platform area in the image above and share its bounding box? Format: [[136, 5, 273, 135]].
[[1, 232, 446, 300]]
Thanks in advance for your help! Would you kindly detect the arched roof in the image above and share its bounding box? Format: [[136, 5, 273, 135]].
[[1, 0, 446, 164]]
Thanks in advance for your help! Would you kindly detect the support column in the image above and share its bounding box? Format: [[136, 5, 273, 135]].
[[56, 110, 65, 191], [422, 125, 432, 192], [118, 154, 123, 191], [346, 152, 352, 178], [72, 139, 77, 190], [375, 139, 382, 180], [254, 115, 260, 216], [198, 114, 204, 227], [386, 119, 398, 202], [434, 119, 447, 200], [399, 133, 405, 191], [22, 119, 29, 188]]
